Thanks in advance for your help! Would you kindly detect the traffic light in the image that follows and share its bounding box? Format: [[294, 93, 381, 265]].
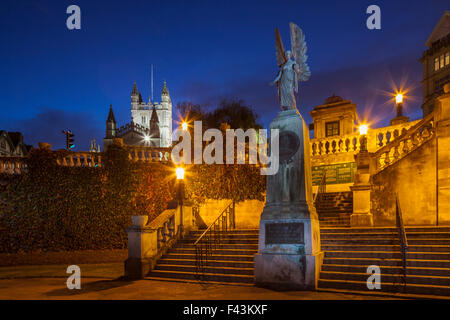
[[62, 130, 75, 150]]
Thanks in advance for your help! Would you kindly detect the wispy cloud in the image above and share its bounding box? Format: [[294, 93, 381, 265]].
[[2, 109, 103, 151]]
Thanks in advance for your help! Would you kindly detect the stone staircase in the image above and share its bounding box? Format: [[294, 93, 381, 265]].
[[316, 192, 353, 227], [147, 229, 259, 284], [318, 226, 450, 297]]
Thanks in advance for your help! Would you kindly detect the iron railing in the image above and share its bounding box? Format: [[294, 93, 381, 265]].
[[395, 194, 408, 287], [314, 171, 327, 205], [194, 201, 236, 279]]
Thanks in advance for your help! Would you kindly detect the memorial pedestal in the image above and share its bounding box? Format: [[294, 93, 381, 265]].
[[254, 109, 323, 290]]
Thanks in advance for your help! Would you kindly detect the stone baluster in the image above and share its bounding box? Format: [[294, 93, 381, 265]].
[[393, 143, 400, 161], [7, 161, 13, 174], [384, 150, 391, 167], [157, 228, 163, 249], [83, 154, 89, 167], [0, 160, 4, 173], [14, 160, 20, 174], [74, 154, 81, 167]]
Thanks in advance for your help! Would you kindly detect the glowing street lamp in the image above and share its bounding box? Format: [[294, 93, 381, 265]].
[[176, 167, 185, 236], [395, 92, 405, 118], [181, 122, 188, 131], [176, 167, 185, 180], [359, 124, 368, 136], [359, 124, 369, 152], [144, 135, 151, 142]]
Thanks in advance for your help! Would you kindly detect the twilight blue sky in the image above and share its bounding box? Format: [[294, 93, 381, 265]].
[[0, 0, 448, 150]]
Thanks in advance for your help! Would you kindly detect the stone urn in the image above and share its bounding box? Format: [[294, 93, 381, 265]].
[[131, 215, 148, 227]]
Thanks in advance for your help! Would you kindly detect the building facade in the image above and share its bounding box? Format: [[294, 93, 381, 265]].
[[421, 11, 450, 116], [0, 131, 30, 157], [104, 81, 173, 149]]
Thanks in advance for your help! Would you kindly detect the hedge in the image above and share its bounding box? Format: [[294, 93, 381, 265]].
[[0, 143, 265, 253]]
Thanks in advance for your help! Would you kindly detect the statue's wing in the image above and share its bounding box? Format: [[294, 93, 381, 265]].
[[275, 28, 287, 67], [290, 22, 311, 81]]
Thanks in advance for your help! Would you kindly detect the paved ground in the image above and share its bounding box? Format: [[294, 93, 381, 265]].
[[0, 277, 401, 300], [0, 263, 402, 300]]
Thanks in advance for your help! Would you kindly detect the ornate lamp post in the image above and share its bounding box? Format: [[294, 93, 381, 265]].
[[176, 167, 185, 237], [390, 92, 409, 125], [350, 124, 373, 227], [395, 93, 404, 117]]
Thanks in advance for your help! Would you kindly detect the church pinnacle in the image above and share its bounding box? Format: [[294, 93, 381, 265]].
[[162, 80, 169, 96], [132, 82, 138, 96]]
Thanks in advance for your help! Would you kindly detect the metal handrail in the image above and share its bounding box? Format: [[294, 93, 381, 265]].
[[395, 194, 408, 287], [194, 201, 236, 279]]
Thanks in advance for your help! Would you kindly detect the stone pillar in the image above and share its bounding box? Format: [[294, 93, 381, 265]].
[[124, 202, 196, 279], [350, 149, 373, 227], [124, 216, 157, 279], [436, 83, 450, 225], [254, 109, 323, 290]]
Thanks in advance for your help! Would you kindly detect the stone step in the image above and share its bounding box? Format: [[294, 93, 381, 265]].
[[324, 250, 450, 260], [322, 244, 450, 253], [322, 239, 399, 245], [320, 271, 450, 287], [162, 253, 255, 262], [179, 238, 259, 244], [322, 264, 450, 277], [170, 248, 257, 255], [154, 264, 254, 276], [189, 229, 259, 235], [316, 209, 352, 213], [318, 278, 450, 296], [148, 269, 254, 283], [144, 276, 254, 286], [323, 257, 450, 268], [175, 243, 259, 250], [321, 238, 450, 245], [157, 258, 254, 269], [321, 232, 398, 239], [320, 227, 450, 234]]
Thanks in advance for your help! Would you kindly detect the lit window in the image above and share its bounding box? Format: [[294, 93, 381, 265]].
[[440, 54, 445, 69], [435, 57, 439, 71], [446, 52, 449, 66], [142, 116, 146, 124], [325, 121, 340, 137]]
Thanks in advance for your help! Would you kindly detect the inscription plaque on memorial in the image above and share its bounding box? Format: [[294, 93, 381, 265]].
[[265, 222, 304, 245], [279, 131, 300, 162]]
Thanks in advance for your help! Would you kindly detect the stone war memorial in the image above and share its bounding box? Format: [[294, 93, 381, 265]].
[[254, 23, 322, 290]]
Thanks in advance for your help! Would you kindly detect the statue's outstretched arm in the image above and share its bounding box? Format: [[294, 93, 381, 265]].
[[270, 70, 282, 86]]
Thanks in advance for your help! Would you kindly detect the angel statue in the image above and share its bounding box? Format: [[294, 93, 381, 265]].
[[271, 22, 311, 110]]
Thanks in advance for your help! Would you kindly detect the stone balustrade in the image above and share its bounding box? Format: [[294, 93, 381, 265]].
[[311, 132, 361, 156], [310, 120, 420, 158], [0, 157, 27, 174], [57, 152, 102, 167], [370, 113, 435, 174], [127, 146, 171, 162], [124, 202, 195, 279]]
